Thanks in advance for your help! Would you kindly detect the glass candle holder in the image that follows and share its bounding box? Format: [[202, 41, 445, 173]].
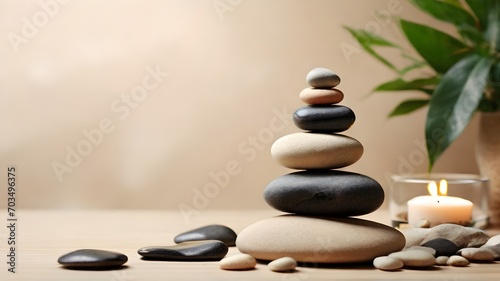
[[390, 173, 489, 229]]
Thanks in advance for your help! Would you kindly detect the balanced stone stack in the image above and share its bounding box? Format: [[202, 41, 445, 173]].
[[236, 67, 405, 263]]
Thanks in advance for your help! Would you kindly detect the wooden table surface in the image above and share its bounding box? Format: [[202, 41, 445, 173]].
[[1, 209, 499, 281]]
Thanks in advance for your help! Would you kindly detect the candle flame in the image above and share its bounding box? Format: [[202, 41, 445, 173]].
[[427, 181, 438, 197], [427, 179, 448, 197], [439, 179, 448, 196]]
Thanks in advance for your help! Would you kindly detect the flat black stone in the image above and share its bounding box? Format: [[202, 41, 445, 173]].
[[138, 240, 228, 261], [174, 224, 237, 246], [57, 249, 128, 269], [422, 238, 460, 257], [264, 170, 384, 216], [293, 105, 355, 132]]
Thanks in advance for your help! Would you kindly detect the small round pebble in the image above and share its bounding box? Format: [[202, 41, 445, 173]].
[[373, 256, 403, 271], [299, 88, 344, 105], [389, 250, 436, 267], [447, 255, 469, 267], [306, 67, 341, 88], [436, 256, 449, 265], [268, 257, 297, 272], [459, 247, 495, 262], [219, 254, 256, 270]]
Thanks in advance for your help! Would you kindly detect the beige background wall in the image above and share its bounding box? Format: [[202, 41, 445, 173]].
[[0, 0, 479, 211]]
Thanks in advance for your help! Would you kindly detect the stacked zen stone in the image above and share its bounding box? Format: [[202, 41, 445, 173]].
[[236, 68, 405, 264]]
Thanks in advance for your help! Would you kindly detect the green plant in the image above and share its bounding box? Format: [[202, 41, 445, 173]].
[[345, 0, 500, 171]]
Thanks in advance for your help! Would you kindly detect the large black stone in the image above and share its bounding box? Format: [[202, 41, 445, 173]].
[[174, 224, 237, 246], [293, 105, 355, 132], [57, 249, 128, 269], [264, 170, 384, 216], [138, 240, 228, 261]]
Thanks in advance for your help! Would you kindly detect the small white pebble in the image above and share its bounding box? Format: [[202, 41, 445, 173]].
[[219, 254, 256, 270], [435, 256, 449, 265], [373, 256, 404, 271], [447, 255, 469, 267], [268, 257, 297, 272]]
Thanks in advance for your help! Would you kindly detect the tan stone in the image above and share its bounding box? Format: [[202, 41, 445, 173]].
[[271, 133, 363, 169], [373, 256, 403, 271], [436, 256, 449, 265], [459, 247, 495, 262], [268, 257, 297, 272], [403, 224, 489, 248], [219, 254, 256, 270], [447, 255, 469, 267], [236, 215, 405, 263], [389, 250, 436, 267], [299, 88, 344, 105]]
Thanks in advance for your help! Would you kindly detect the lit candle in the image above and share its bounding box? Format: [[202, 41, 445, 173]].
[[407, 179, 473, 227]]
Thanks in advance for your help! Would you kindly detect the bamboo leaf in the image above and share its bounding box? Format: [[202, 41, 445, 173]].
[[419, 88, 435, 95], [398, 60, 427, 75], [458, 23, 487, 46], [343, 26, 399, 47], [389, 99, 429, 117], [485, 0, 500, 52], [441, 0, 464, 8], [400, 20, 470, 74], [490, 60, 500, 108], [466, 0, 488, 29], [411, 0, 475, 27], [426, 54, 493, 171], [374, 77, 440, 92], [343, 26, 399, 71]]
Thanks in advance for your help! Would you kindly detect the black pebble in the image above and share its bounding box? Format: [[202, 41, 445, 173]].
[[58, 249, 128, 269], [422, 238, 460, 257], [264, 170, 384, 216], [138, 240, 228, 261], [293, 105, 355, 132], [174, 224, 237, 246]]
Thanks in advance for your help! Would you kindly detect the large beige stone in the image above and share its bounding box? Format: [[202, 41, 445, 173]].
[[236, 215, 405, 263], [271, 133, 363, 169]]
